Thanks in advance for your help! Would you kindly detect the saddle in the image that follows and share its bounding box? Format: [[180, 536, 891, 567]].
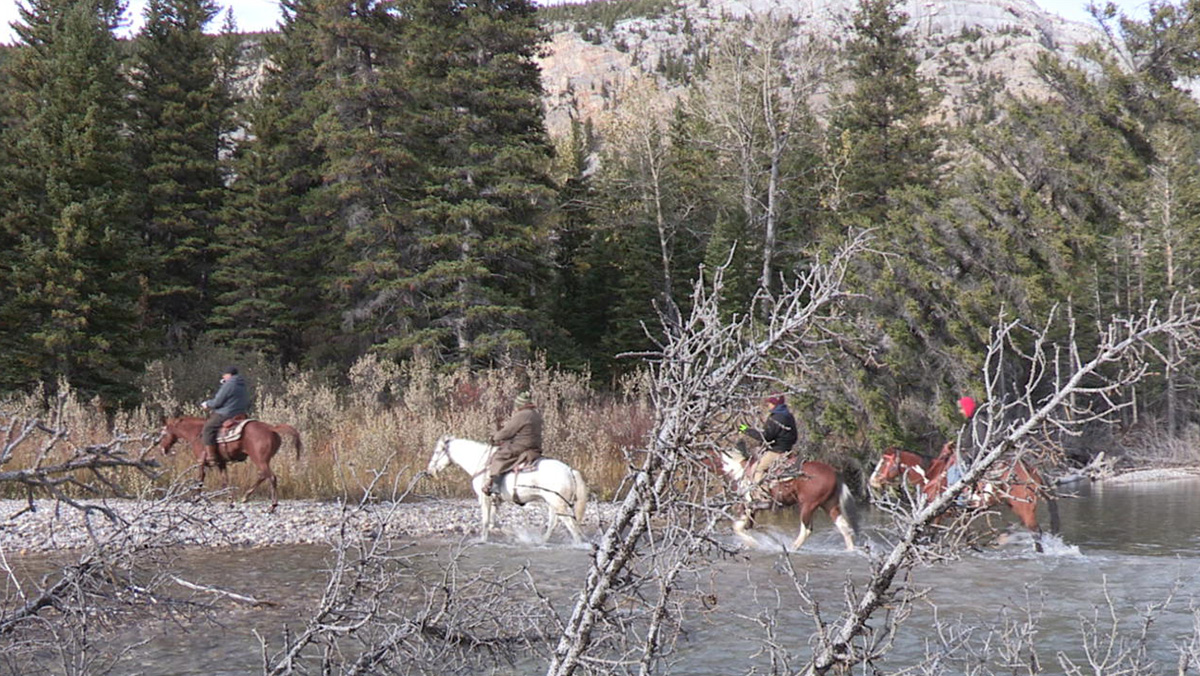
[[510, 456, 541, 474], [217, 415, 252, 444], [485, 450, 542, 504], [747, 453, 805, 485]]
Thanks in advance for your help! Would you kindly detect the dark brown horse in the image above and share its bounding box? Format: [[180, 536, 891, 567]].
[[711, 447, 859, 551], [869, 444, 1060, 551], [160, 416, 301, 513]]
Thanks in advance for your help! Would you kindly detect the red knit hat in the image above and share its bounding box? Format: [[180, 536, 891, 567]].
[[766, 394, 785, 407], [957, 396, 976, 419]]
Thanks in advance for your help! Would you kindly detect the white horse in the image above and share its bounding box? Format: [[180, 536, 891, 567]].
[[426, 435, 589, 544]]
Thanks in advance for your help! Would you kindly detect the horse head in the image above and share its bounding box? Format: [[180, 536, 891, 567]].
[[710, 447, 747, 482], [160, 417, 181, 455], [868, 447, 902, 490], [427, 435, 453, 476]]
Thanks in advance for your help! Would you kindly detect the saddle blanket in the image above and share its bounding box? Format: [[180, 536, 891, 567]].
[[217, 418, 254, 443]]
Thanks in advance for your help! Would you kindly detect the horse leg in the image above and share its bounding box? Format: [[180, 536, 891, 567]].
[[1011, 498, 1044, 553], [192, 444, 210, 493], [732, 507, 757, 547], [827, 505, 856, 551], [543, 501, 559, 543], [240, 450, 276, 508], [789, 503, 818, 551], [562, 508, 584, 545], [476, 488, 492, 543], [790, 518, 813, 551], [219, 464, 235, 505], [264, 473, 279, 514]]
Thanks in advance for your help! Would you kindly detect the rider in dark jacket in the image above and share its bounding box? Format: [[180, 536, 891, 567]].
[[200, 366, 250, 466], [740, 394, 800, 504]]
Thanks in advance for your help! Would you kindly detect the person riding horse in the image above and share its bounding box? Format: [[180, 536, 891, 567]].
[[739, 394, 800, 508], [483, 391, 543, 496], [944, 395, 988, 493], [200, 366, 251, 467]]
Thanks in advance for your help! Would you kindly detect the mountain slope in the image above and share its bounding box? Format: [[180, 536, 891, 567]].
[[536, 0, 1107, 137]]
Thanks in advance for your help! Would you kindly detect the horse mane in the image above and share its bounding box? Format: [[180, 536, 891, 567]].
[[884, 445, 937, 467]]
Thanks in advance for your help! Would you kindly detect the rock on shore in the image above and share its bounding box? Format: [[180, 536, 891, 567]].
[[0, 498, 618, 554]]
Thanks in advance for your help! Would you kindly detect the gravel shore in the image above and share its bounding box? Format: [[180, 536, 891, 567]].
[[1098, 467, 1200, 483], [0, 497, 620, 554]]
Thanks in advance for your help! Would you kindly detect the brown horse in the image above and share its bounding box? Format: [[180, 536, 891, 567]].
[[710, 447, 859, 551], [869, 444, 1060, 552], [160, 416, 302, 513]]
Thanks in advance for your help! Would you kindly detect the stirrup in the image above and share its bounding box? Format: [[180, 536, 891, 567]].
[[483, 475, 503, 496], [743, 484, 772, 510]]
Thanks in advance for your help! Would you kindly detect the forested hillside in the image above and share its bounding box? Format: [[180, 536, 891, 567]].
[[3, 0, 1200, 458]]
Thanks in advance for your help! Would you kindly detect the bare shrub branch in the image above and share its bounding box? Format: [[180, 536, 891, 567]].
[[813, 295, 1200, 674], [545, 232, 870, 676]]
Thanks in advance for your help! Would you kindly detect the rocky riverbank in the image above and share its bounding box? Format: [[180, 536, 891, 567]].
[[0, 497, 620, 554]]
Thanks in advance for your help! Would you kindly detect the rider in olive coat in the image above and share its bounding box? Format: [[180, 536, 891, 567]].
[[484, 391, 543, 495]]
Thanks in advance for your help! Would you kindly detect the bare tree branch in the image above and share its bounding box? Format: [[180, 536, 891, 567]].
[[546, 232, 870, 676]]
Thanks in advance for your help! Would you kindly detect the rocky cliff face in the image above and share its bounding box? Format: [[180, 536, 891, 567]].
[[536, 0, 1106, 138]]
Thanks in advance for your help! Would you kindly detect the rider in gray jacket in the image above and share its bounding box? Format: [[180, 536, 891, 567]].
[[200, 366, 251, 465]]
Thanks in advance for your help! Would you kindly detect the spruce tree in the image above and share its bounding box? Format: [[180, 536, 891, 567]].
[[301, 0, 426, 367], [130, 0, 232, 353], [379, 0, 558, 366], [828, 0, 942, 224], [0, 0, 144, 401], [207, 0, 338, 365]]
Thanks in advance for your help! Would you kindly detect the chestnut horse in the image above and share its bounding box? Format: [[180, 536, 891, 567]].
[[160, 416, 302, 513], [711, 447, 859, 551], [869, 445, 1059, 552]]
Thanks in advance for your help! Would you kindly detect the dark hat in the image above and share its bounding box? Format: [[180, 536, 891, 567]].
[[766, 394, 785, 407], [224, 366, 239, 376]]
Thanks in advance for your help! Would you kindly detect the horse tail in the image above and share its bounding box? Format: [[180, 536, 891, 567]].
[[1046, 488, 1061, 534], [839, 481, 861, 536], [572, 469, 589, 526], [272, 424, 303, 460]]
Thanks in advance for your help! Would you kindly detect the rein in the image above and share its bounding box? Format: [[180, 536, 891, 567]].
[[441, 437, 496, 481]]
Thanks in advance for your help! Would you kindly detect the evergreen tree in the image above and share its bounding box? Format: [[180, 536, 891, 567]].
[[810, 0, 946, 447], [303, 0, 426, 367], [544, 117, 606, 373], [0, 0, 144, 402], [1054, 1, 1200, 429], [130, 0, 232, 353], [828, 0, 942, 224], [579, 98, 720, 377], [207, 0, 339, 366], [380, 0, 558, 366]]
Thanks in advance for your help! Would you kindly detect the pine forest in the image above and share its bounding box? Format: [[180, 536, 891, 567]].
[[3, 0, 1200, 459]]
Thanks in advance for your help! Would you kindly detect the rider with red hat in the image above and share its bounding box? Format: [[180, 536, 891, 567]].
[[945, 394, 983, 490]]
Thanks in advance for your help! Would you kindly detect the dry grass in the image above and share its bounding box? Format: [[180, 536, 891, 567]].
[[1, 358, 653, 503]]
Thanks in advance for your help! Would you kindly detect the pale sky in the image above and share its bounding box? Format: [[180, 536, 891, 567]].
[[0, 0, 282, 45], [0, 0, 1157, 46]]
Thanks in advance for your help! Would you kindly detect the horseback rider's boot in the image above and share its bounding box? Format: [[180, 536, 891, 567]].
[[482, 474, 503, 496], [744, 481, 774, 511], [203, 444, 220, 467]]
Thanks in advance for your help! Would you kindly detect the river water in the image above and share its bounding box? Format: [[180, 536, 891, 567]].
[[11, 477, 1200, 675]]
